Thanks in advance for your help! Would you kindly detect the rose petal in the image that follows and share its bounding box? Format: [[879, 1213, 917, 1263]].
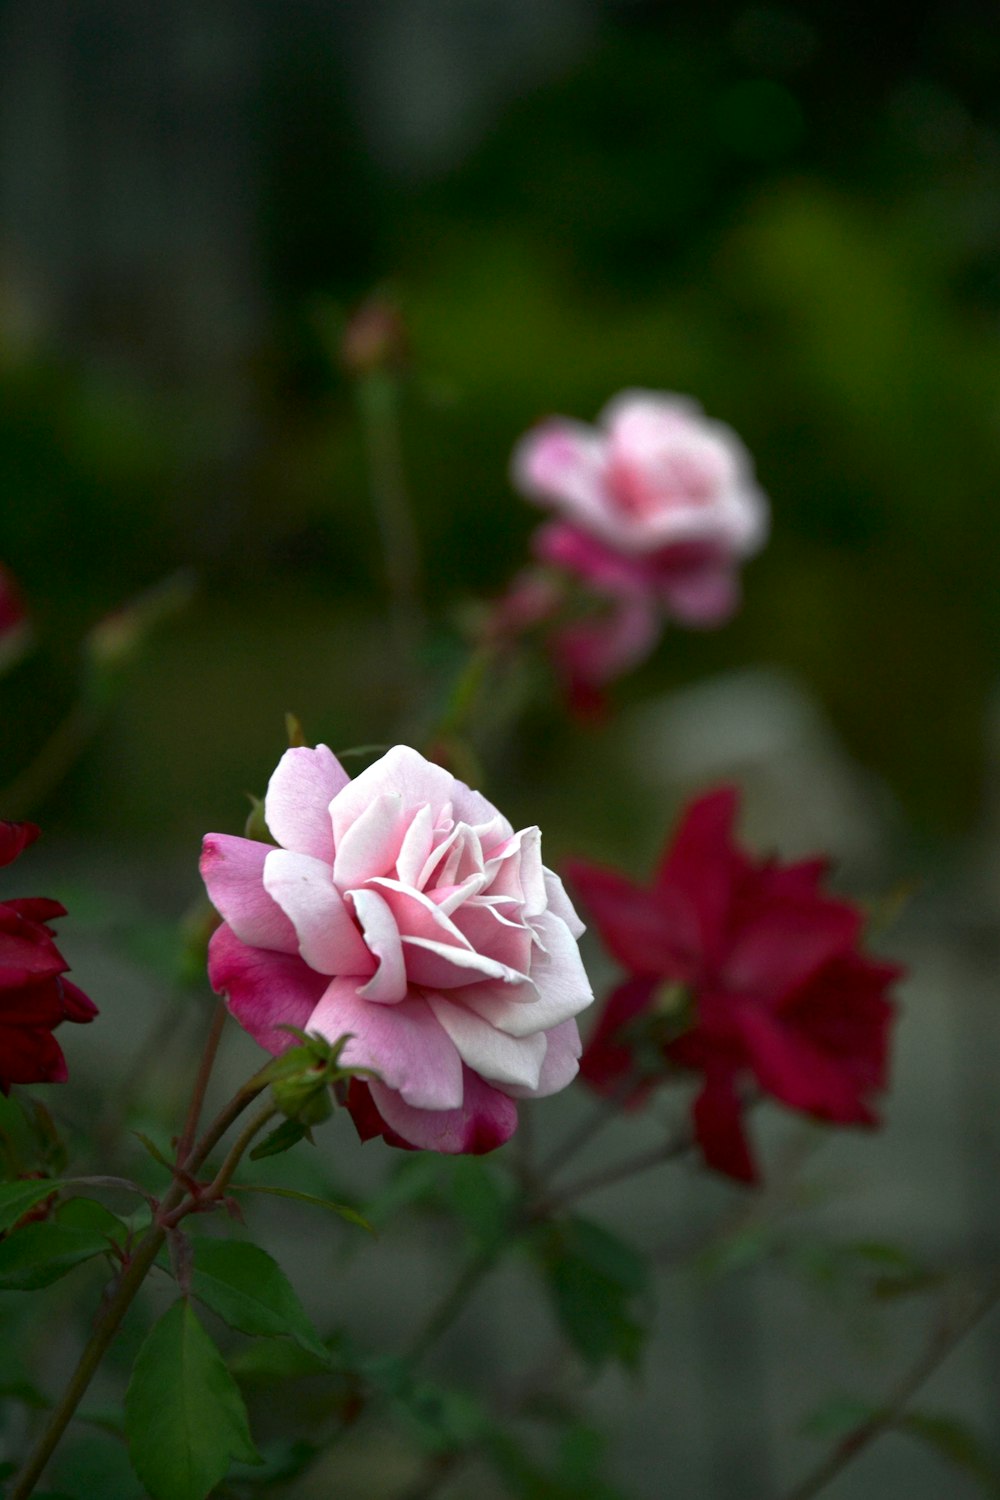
[[308, 979, 463, 1110], [349, 887, 408, 1003], [502, 1018, 581, 1098], [426, 994, 546, 1090], [264, 745, 349, 862], [458, 912, 592, 1036], [206, 924, 328, 1054], [333, 792, 406, 889], [200, 835, 298, 953], [263, 849, 373, 977], [368, 1070, 518, 1154], [331, 746, 454, 846]]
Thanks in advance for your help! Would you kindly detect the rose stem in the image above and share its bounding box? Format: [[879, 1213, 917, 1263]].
[[8, 1062, 273, 1500], [356, 368, 426, 711]]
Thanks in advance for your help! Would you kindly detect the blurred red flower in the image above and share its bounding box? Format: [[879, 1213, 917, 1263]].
[[568, 788, 902, 1183], [0, 821, 96, 1093]]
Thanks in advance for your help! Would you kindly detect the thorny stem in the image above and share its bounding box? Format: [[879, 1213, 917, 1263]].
[[780, 1276, 1000, 1500], [8, 1060, 273, 1499]]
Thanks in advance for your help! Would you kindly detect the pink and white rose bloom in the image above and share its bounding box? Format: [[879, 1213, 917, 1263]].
[[201, 744, 593, 1154], [510, 391, 769, 691]]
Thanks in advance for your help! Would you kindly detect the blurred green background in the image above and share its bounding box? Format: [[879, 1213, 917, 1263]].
[[1, 0, 998, 854]]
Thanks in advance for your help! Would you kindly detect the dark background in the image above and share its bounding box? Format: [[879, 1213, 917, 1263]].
[[1, 0, 998, 853]]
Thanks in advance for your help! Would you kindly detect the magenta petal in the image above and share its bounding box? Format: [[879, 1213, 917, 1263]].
[[368, 1069, 518, 1154], [736, 1006, 868, 1123], [264, 745, 349, 862], [654, 787, 747, 965], [567, 861, 697, 978], [726, 896, 862, 1007], [0, 821, 40, 869], [207, 924, 328, 1055], [692, 1066, 758, 1183], [307, 978, 463, 1110], [200, 835, 298, 954]]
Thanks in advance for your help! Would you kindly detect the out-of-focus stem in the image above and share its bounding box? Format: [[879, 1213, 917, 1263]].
[[357, 370, 425, 701], [781, 1278, 1000, 1500], [0, 701, 96, 818]]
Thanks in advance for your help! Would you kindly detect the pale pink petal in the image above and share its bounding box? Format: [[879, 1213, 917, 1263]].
[[308, 979, 462, 1110], [458, 912, 593, 1036], [207, 924, 327, 1054], [331, 746, 454, 846], [369, 1070, 518, 1154], [401, 934, 529, 990], [395, 803, 436, 887], [502, 1019, 582, 1098], [264, 745, 349, 861], [484, 827, 546, 917], [200, 835, 297, 954], [511, 420, 610, 530], [332, 792, 405, 889], [426, 994, 546, 1090], [349, 887, 408, 1002], [263, 849, 373, 976], [449, 900, 534, 975], [543, 868, 585, 940]]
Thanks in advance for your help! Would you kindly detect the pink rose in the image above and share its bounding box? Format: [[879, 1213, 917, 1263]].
[[512, 390, 768, 636], [201, 745, 593, 1154]]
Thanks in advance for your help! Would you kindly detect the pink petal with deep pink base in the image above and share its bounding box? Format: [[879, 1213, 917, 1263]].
[[307, 978, 463, 1110], [200, 835, 298, 953], [368, 1069, 519, 1154], [264, 745, 349, 863], [263, 849, 374, 976], [207, 924, 327, 1054]]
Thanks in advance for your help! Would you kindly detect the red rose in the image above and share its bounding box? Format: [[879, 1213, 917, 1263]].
[[568, 788, 902, 1183], [0, 821, 97, 1092]]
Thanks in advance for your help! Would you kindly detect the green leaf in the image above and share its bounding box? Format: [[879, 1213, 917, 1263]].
[[899, 1411, 1000, 1494], [187, 1239, 329, 1362], [0, 1179, 62, 1233], [231, 1184, 372, 1233], [55, 1198, 127, 1243], [125, 1299, 261, 1500], [0, 1377, 50, 1409], [537, 1218, 649, 1370], [228, 1339, 332, 1384], [248, 1119, 310, 1161], [0, 1222, 113, 1290], [447, 1158, 514, 1251]]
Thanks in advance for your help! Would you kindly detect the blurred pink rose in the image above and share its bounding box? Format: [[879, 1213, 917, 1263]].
[[202, 744, 592, 1154], [510, 391, 768, 694]]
